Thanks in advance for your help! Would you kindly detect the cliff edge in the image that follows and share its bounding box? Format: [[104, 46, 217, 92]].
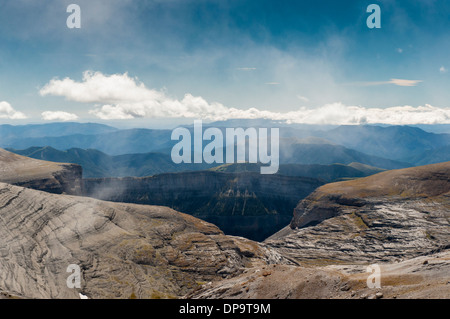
[[0, 148, 82, 195], [266, 162, 450, 263]]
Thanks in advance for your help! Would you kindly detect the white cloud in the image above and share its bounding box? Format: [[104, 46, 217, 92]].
[[40, 71, 237, 120], [236, 67, 257, 71], [0, 101, 27, 119], [388, 78, 422, 87], [396, 48, 403, 53], [439, 66, 447, 74], [277, 103, 450, 125], [296, 95, 309, 102], [350, 78, 422, 87], [39, 71, 450, 125], [41, 111, 79, 121]]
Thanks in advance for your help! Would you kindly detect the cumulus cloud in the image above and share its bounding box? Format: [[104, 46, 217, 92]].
[[40, 71, 235, 120], [41, 111, 79, 121], [39, 71, 450, 125], [440, 66, 447, 74], [277, 103, 450, 125], [0, 101, 27, 119]]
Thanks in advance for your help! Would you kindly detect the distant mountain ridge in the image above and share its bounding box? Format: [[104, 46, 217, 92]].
[[7, 146, 215, 178], [317, 125, 450, 162], [2, 128, 174, 155], [0, 122, 117, 140], [2, 122, 450, 168], [9, 146, 388, 180]]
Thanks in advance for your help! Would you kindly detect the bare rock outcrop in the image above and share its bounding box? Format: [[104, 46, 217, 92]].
[[0, 182, 287, 299], [0, 148, 82, 195], [187, 250, 450, 299], [265, 162, 450, 264]]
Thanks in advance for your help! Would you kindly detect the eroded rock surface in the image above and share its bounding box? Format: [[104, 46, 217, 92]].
[[265, 162, 450, 264], [0, 183, 287, 299], [187, 250, 450, 299], [0, 148, 82, 195]]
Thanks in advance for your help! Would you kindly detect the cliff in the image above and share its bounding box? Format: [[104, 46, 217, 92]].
[[265, 162, 450, 263], [0, 148, 82, 195], [82, 171, 324, 241]]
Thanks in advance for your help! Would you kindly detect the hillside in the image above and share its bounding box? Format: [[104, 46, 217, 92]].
[[188, 250, 450, 299], [0, 148, 82, 195], [319, 125, 450, 162], [7, 146, 215, 178], [408, 145, 450, 166], [279, 139, 411, 169], [188, 162, 450, 299], [0, 182, 288, 299], [266, 162, 450, 263], [210, 162, 385, 182]]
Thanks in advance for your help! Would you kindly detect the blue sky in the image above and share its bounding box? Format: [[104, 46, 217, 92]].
[[1, 0, 450, 126]]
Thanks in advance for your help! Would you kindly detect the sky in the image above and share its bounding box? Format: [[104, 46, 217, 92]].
[[1, 0, 450, 127]]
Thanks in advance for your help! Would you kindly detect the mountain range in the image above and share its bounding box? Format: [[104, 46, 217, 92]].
[[7, 145, 385, 181], [7, 146, 214, 178], [2, 122, 449, 168]]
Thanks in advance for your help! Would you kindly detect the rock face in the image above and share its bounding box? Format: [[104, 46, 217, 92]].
[[0, 148, 82, 195], [0, 182, 288, 299], [83, 171, 324, 241], [266, 162, 450, 263]]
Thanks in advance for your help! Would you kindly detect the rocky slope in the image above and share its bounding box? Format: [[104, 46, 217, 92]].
[[83, 171, 323, 241], [0, 148, 82, 195], [187, 162, 450, 299], [1, 147, 448, 299], [265, 162, 450, 264], [0, 182, 288, 299], [187, 250, 450, 299]]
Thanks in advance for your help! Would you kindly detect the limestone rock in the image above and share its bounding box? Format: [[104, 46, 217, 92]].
[[187, 250, 450, 299], [265, 162, 450, 263], [0, 148, 82, 195], [0, 182, 287, 299]]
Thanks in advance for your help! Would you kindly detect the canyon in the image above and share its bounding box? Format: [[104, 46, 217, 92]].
[[0, 147, 448, 299]]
